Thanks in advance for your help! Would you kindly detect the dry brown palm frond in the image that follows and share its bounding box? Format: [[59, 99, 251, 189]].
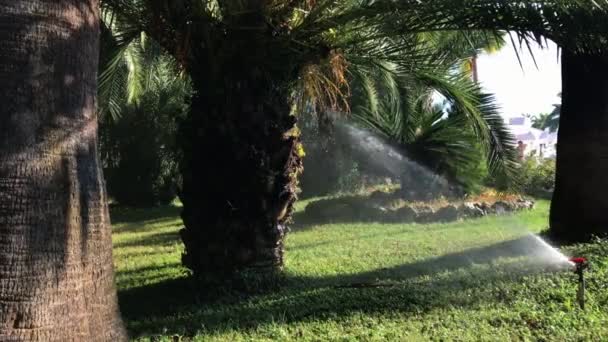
[[298, 50, 351, 116]]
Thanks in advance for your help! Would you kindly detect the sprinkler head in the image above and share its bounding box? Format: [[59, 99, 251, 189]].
[[570, 257, 587, 264], [569, 257, 588, 310], [569, 257, 588, 271]]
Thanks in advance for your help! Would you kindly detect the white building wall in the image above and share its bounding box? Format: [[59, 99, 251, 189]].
[[505, 115, 557, 159]]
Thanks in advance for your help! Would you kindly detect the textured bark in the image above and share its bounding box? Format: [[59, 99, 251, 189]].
[[550, 50, 608, 242], [0, 1, 126, 341], [169, 5, 306, 283], [178, 73, 303, 282]]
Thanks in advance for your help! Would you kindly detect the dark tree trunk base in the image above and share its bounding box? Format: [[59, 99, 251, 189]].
[[550, 51, 608, 243], [178, 75, 303, 286]]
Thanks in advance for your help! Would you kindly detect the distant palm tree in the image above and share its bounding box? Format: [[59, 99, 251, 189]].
[[526, 112, 557, 132], [524, 92, 561, 133], [464, 34, 506, 83]]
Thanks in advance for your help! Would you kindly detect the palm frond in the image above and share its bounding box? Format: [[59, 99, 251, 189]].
[[416, 71, 518, 177], [293, 0, 608, 56], [99, 3, 189, 122], [98, 7, 146, 120]]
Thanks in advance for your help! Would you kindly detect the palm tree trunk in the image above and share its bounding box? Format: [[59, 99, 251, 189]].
[[550, 50, 608, 242], [0, 1, 126, 340], [178, 75, 303, 284]]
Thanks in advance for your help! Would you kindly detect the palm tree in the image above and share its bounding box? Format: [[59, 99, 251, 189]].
[[463, 33, 505, 83], [100, 0, 608, 280], [536, 5, 608, 242], [0, 1, 126, 340], [550, 51, 608, 242], [526, 99, 560, 132], [526, 112, 553, 131]]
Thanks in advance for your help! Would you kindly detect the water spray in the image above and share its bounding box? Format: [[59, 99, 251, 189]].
[[569, 257, 588, 310], [332, 120, 592, 310]]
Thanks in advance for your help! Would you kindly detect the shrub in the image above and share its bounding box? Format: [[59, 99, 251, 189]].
[[99, 57, 190, 207], [485, 154, 555, 197], [519, 155, 556, 195], [101, 106, 182, 207]]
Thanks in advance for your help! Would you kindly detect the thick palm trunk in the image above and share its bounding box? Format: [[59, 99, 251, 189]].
[[550, 50, 608, 242], [178, 76, 303, 283], [0, 1, 126, 340]]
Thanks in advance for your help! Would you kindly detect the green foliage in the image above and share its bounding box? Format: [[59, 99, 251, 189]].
[[487, 155, 556, 195], [98, 13, 147, 121], [100, 0, 608, 120], [519, 155, 556, 195], [454, 141, 491, 194], [114, 201, 608, 341], [99, 0, 608, 282], [350, 56, 517, 193], [99, 46, 191, 207], [98, 0, 605, 203], [302, 30, 515, 196]]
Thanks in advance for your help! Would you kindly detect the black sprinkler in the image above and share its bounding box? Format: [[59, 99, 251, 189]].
[[569, 257, 589, 310]]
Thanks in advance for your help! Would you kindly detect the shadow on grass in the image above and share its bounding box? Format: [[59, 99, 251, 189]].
[[119, 277, 193, 316], [296, 234, 570, 287], [117, 263, 183, 279], [111, 205, 182, 226], [119, 235, 568, 338], [114, 248, 181, 259], [291, 210, 321, 230], [114, 231, 181, 248]]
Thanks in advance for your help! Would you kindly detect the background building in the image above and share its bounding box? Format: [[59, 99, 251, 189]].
[[506, 115, 558, 159]]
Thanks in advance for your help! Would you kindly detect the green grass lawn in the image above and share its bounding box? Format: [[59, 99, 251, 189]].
[[112, 200, 608, 341]]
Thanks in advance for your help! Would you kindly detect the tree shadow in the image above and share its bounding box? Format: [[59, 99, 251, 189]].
[[116, 263, 185, 292], [118, 234, 571, 339], [113, 231, 181, 249], [115, 248, 181, 259], [293, 234, 571, 287], [119, 277, 194, 320], [117, 263, 183, 279], [110, 205, 182, 226]]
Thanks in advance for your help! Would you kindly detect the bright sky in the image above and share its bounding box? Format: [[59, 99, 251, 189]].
[[477, 39, 562, 117]]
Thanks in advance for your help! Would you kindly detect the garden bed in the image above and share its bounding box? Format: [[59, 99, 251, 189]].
[[303, 190, 535, 224]]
